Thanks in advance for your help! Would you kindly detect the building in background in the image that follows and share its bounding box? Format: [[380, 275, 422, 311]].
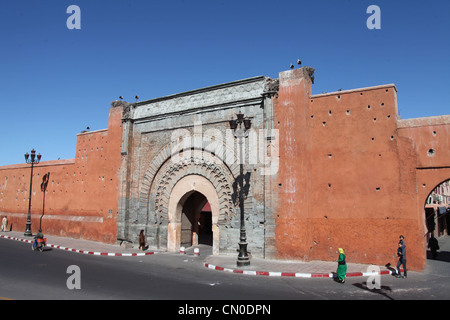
[[425, 179, 450, 237]]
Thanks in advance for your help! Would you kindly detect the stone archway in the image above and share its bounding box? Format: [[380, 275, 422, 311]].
[[167, 175, 221, 255], [424, 178, 450, 238], [135, 148, 236, 254], [179, 191, 209, 247], [418, 169, 450, 235]]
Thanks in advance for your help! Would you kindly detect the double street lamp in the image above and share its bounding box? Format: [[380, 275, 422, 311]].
[[24, 149, 41, 236], [229, 112, 251, 267]]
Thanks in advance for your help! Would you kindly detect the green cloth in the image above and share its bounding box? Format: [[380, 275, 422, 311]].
[[336, 253, 347, 281]]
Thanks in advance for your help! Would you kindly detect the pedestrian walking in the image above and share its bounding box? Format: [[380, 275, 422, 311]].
[[428, 233, 439, 260], [1, 216, 7, 232], [399, 234, 405, 247], [396, 240, 407, 278], [139, 230, 146, 251], [336, 248, 347, 283]]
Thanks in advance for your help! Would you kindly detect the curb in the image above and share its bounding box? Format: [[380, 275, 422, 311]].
[[0, 234, 157, 257], [1, 233, 405, 277], [204, 262, 396, 278]]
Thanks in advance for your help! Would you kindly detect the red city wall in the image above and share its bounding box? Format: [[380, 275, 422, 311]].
[[398, 116, 450, 240], [272, 68, 449, 271], [0, 68, 448, 270], [0, 106, 123, 243]]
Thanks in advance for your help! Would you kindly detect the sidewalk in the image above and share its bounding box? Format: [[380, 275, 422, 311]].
[[204, 255, 396, 278], [0, 230, 398, 278], [0, 231, 158, 257]]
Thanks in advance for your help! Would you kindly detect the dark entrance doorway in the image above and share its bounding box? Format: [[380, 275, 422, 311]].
[[424, 179, 450, 239], [199, 202, 212, 245], [424, 179, 450, 262], [180, 191, 212, 248]]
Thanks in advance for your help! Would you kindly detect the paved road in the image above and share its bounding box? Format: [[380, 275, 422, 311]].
[[0, 236, 449, 302]]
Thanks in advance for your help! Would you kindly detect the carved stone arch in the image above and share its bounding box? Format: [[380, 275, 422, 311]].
[[138, 138, 239, 253], [150, 150, 235, 225], [139, 132, 240, 210], [138, 132, 241, 217], [167, 175, 222, 254]]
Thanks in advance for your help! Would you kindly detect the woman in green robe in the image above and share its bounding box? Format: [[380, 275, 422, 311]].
[[336, 248, 347, 283]]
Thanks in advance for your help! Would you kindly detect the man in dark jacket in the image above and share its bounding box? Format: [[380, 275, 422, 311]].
[[139, 230, 146, 251], [396, 240, 407, 278], [428, 233, 439, 259]]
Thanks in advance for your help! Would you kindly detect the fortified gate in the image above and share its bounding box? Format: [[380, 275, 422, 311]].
[[1, 66, 449, 271], [116, 74, 275, 257]]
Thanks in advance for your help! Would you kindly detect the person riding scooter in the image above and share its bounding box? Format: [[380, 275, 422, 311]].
[[33, 229, 46, 251]]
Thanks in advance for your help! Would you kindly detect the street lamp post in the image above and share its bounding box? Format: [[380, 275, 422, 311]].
[[24, 149, 41, 236], [229, 112, 251, 267]]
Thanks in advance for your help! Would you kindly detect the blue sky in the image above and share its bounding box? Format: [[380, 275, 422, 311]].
[[0, 0, 449, 166]]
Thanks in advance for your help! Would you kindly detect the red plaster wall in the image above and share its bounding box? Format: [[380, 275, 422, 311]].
[[1, 69, 447, 271], [0, 106, 123, 243], [397, 116, 450, 169], [398, 117, 450, 247], [271, 69, 311, 261], [272, 68, 449, 271]]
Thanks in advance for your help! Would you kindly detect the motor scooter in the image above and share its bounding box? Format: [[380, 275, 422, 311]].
[[32, 237, 47, 252]]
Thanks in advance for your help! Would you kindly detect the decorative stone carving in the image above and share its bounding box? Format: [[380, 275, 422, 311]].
[[141, 149, 236, 229]]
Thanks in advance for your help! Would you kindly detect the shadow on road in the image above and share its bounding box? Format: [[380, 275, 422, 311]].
[[427, 250, 450, 262], [353, 282, 394, 300]]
